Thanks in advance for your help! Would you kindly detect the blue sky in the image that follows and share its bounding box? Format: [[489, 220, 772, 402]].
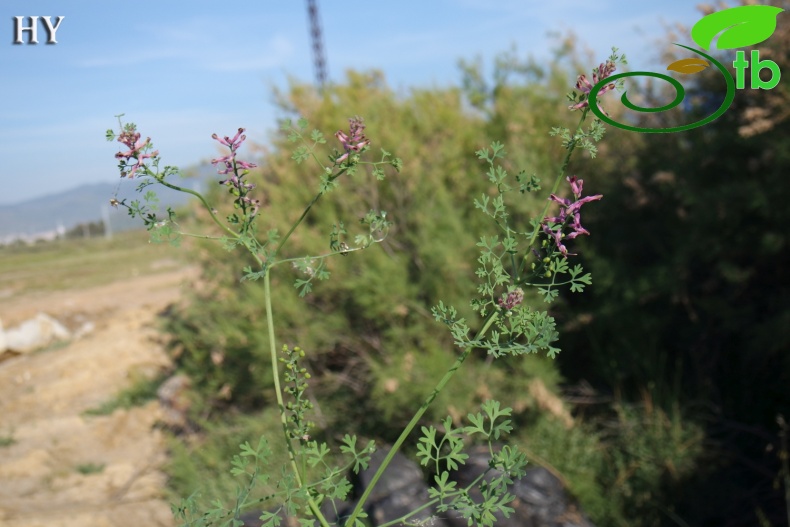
[[0, 0, 705, 206]]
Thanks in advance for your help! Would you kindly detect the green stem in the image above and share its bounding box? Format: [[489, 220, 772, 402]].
[[518, 109, 589, 277], [153, 177, 240, 240], [269, 246, 366, 270], [509, 250, 519, 283], [529, 109, 589, 248], [273, 168, 347, 258], [264, 271, 330, 527], [376, 498, 437, 527], [174, 232, 225, 240], [344, 313, 500, 527]]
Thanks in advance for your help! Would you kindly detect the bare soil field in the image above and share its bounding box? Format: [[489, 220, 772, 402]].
[[0, 237, 197, 527]]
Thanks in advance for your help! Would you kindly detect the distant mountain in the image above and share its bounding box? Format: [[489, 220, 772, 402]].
[[0, 165, 218, 239]]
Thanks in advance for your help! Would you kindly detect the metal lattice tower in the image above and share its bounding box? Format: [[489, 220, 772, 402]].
[[306, 0, 327, 89]]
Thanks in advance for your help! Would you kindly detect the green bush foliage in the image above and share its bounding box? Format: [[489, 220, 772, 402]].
[[554, 7, 790, 523]]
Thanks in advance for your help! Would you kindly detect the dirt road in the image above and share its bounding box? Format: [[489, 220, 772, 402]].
[[0, 266, 196, 527]]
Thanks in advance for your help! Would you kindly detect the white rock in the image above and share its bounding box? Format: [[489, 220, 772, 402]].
[[0, 318, 6, 352], [73, 321, 95, 339], [4, 313, 71, 353]]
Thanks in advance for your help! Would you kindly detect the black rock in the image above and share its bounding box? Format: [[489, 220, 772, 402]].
[[355, 448, 451, 527], [234, 444, 595, 527], [445, 445, 595, 527]]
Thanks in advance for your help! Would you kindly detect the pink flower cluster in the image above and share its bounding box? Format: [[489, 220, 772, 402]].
[[542, 176, 602, 256], [115, 127, 158, 178], [211, 128, 260, 217], [569, 61, 617, 111], [211, 128, 258, 175], [335, 117, 370, 163], [498, 288, 525, 310]]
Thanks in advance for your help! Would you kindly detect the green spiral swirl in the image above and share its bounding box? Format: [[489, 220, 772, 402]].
[[588, 44, 736, 133]]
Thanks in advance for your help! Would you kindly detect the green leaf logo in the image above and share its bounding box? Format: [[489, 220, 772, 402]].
[[691, 5, 784, 50]]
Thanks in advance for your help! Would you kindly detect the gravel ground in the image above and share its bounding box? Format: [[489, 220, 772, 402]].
[[0, 266, 197, 527]]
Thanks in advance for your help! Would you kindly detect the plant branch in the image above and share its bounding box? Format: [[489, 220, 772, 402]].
[[272, 168, 347, 258], [264, 271, 330, 527], [152, 176, 241, 241], [344, 313, 500, 527]]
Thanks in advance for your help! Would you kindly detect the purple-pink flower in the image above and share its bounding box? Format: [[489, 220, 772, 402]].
[[211, 128, 261, 217], [211, 127, 258, 175], [115, 126, 158, 178], [542, 176, 602, 256], [569, 61, 617, 111], [212, 128, 245, 149], [498, 288, 525, 310], [335, 116, 370, 163], [542, 224, 571, 256]]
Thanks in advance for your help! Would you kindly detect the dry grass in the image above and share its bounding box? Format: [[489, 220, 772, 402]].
[[0, 229, 187, 302]]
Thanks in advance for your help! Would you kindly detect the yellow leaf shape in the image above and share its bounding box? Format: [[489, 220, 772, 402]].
[[667, 58, 711, 74]]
